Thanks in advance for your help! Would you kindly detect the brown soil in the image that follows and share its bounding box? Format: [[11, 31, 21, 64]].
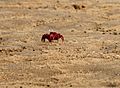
[[0, 0, 120, 88]]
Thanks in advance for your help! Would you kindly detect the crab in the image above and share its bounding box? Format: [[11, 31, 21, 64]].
[[41, 32, 64, 42]]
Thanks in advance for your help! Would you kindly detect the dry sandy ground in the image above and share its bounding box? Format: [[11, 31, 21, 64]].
[[0, 0, 120, 88]]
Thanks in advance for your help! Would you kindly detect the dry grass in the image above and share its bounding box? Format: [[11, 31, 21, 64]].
[[0, 0, 120, 88]]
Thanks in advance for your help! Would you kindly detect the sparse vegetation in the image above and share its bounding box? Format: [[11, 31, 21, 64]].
[[72, 4, 80, 10], [0, 0, 120, 88]]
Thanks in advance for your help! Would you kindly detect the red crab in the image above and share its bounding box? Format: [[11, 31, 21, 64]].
[[41, 32, 64, 42]]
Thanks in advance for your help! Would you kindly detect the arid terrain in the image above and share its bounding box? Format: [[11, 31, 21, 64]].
[[0, 0, 120, 88]]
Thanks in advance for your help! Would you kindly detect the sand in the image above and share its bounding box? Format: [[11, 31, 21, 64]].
[[0, 0, 120, 88]]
